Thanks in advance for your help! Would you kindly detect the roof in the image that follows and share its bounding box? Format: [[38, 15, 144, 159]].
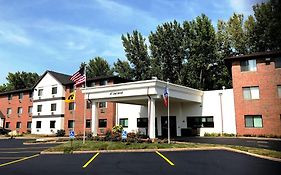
[[0, 88, 33, 96], [225, 50, 281, 61]]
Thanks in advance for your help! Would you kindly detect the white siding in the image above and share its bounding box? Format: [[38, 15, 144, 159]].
[[31, 117, 64, 135]]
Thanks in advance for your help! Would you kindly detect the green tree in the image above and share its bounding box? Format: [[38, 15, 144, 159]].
[[113, 59, 134, 80], [85, 57, 113, 78], [149, 20, 186, 84], [244, 15, 256, 53], [0, 71, 39, 92], [121, 30, 151, 80]]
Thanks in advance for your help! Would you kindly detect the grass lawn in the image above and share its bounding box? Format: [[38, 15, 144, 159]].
[[46, 140, 281, 159]]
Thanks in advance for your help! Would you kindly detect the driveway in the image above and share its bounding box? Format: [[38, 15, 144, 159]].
[[174, 137, 281, 151]]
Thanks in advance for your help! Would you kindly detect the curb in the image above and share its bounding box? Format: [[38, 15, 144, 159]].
[[40, 147, 281, 162]]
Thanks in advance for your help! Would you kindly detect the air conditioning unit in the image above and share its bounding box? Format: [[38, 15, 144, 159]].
[[38, 113, 40, 116], [52, 95, 55, 98], [100, 108, 105, 113], [51, 112, 54, 115], [39, 97, 41, 99]]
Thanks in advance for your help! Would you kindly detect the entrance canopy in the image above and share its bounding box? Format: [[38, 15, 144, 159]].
[[82, 79, 203, 105]]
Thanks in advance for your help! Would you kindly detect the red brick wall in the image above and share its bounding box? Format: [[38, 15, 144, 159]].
[[0, 91, 33, 134], [64, 79, 116, 135], [232, 59, 281, 136]]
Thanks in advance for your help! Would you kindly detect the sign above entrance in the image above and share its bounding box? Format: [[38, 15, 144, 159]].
[[110, 91, 123, 96]]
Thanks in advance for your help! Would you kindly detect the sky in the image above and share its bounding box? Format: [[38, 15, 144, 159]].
[[0, 0, 265, 84]]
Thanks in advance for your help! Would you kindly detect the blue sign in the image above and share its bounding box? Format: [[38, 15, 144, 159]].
[[69, 130, 75, 139], [121, 130, 127, 140]]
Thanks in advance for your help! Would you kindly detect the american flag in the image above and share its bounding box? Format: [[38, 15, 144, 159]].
[[70, 67, 86, 86], [163, 86, 169, 107]]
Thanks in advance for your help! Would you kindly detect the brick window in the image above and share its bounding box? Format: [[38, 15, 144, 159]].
[[16, 122, 21, 129], [275, 57, 281, 68], [99, 102, 107, 108], [37, 105, 42, 112], [245, 115, 263, 128], [19, 93, 23, 100], [28, 106, 33, 114], [50, 121, 56, 128], [38, 89, 43, 97], [27, 121, 32, 129], [243, 86, 259, 100], [8, 94, 12, 100], [7, 108, 12, 115], [241, 59, 257, 72], [69, 102, 75, 110], [51, 103, 56, 111], [87, 100, 92, 109], [36, 121, 41, 128], [68, 120, 75, 128], [17, 107, 23, 115], [5, 122, 10, 128], [98, 119, 107, 128], [86, 119, 91, 128], [278, 85, 281, 98], [52, 87, 57, 95], [100, 80, 107, 86], [119, 118, 128, 128], [29, 91, 33, 98]]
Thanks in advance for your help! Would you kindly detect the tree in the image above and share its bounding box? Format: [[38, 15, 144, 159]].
[[121, 30, 151, 80], [149, 20, 186, 84], [0, 71, 39, 92], [244, 15, 256, 53], [113, 59, 134, 80], [85, 57, 113, 78]]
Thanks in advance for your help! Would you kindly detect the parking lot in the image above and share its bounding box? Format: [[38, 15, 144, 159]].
[[1, 139, 281, 175]]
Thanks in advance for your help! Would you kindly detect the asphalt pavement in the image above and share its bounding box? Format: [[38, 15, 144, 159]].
[[174, 137, 281, 151]]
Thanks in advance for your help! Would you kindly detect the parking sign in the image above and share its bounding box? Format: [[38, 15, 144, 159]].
[[69, 130, 75, 139], [121, 130, 127, 140]]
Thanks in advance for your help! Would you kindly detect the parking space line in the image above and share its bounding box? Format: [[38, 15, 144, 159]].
[[155, 151, 175, 166], [0, 154, 40, 167], [82, 152, 100, 168]]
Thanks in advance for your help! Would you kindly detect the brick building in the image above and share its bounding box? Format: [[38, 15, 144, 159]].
[[226, 51, 281, 136]]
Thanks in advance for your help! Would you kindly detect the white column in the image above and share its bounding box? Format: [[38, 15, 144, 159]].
[[91, 102, 98, 136], [149, 98, 155, 139]]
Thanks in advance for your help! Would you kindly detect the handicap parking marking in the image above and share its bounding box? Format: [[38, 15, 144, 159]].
[[155, 151, 175, 166], [0, 154, 40, 167], [82, 152, 100, 168]]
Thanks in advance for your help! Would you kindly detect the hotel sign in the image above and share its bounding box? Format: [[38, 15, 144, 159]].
[[109, 91, 123, 96]]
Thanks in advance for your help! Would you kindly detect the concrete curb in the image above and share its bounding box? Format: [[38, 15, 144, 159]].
[[40, 147, 281, 162]]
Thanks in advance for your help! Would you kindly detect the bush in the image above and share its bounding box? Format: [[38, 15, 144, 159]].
[[112, 125, 123, 134], [56, 129, 65, 137], [86, 132, 93, 140]]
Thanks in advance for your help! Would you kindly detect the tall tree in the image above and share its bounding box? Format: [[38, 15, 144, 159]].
[[149, 20, 186, 84], [121, 30, 150, 80], [0, 71, 39, 92], [85, 57, 113, 78], [113, 59, 134, 80], [244, 15, 256, 53]]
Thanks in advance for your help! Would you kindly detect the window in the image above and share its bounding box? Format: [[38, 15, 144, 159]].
[[52, 87, 57, 95], [241, 59, 257, 72], [69, 102, 75, 110], [119, 118, 128, 128], [38, 89, 43, 97], [37, 105, 42, 112], [16, 122, 21, 129], [243, 87, 260, 100], [137, 118, 148, 128], [7, 108, 12, 115], [28, 106, 33, 114], [27, 121, 32, 129], [51, 103, 56, 111], [17, 107, 23, 115], [69, 85, 74, 93], [68, 120, 75, 128], [86, 119, 91, 128], [100, 80, 107, 86], [87, 100, 92, 109], [275, 57, 281, 68], [19, 93, 23, 100], [5, 122, 10, 128], [245, 115, 263, 128], [50, 121, 56, 128], [278, 85, 281, 98], [8, 94, 12, 100], [29, 91, 33, 98], [99, 102, 106, 108], [187, 116, 214, 128], [98, 119, 107, 128], [36, 121, 41, 128]]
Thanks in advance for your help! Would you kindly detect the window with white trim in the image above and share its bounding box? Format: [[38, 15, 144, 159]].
[[245, 115, 263, 128], [243, 86, 260, 100], [241, 59, 257, 72]]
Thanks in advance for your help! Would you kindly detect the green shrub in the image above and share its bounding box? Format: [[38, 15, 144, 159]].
[[56, 129, 66, 137]]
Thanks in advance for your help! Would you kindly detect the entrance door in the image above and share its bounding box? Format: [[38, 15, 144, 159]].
[[161, 116, 177, 138]]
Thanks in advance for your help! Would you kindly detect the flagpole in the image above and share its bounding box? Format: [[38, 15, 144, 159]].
[[83, 64, 87, 144], [167, 79, 170, 144]]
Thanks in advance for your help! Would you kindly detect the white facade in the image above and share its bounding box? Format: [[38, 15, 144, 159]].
[[31, 72, 66, 134]]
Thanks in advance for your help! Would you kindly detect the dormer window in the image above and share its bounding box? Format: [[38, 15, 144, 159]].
[[19, 93, 23, 100], [8, 94, 12, 100], [52, 87, 57, 95], [38, 89, 43, 97]]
